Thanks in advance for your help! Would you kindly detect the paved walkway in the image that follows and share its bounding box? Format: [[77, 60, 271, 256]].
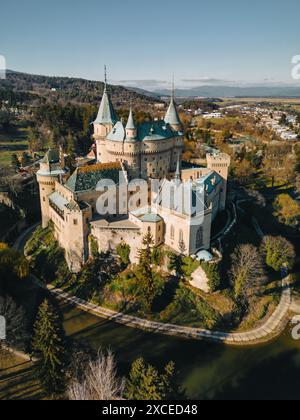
[[14, 224, 293, 346], [30, 273, 291, 346]]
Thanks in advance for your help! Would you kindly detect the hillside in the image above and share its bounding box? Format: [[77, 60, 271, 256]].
[[0, 70, 161, 110]]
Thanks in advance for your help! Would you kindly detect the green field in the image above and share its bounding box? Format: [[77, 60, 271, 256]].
[[0, 128, 29, 168]]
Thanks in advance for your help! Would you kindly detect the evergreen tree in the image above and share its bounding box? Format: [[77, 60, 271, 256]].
[[116, 242, 131, 269], [167, 252, 183, 277], [135, 233, 163, 313], [202, 262, 222, 292], [125, 358, 180, 400], [32, 299, 67, 395]]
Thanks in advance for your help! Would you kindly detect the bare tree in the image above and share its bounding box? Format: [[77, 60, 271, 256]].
[[0, 295, 28, 353], [231, 244, 265, 300], [68, 350, 124, 401]]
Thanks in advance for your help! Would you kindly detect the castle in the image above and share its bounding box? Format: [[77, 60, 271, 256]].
[[37, 79, 230, 272]]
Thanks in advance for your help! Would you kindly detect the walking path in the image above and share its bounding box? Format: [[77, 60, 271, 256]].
[[14, 224, 293, 346], [29, 272, 292, 346]]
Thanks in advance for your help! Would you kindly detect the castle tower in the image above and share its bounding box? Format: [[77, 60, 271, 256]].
[[206, 153, 231, 211], [93, 67, 118, 162], [36, 149, 67, 228], [125, 108, 137, 139], [164, 77, 182, 132]]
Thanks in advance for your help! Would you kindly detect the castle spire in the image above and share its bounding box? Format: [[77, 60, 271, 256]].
[[125, 107, 137, 140], [165, 75, 181, 128], [126, 108, 135, 130], [175, 155, 181, 182], [94, 65, 118, 125]]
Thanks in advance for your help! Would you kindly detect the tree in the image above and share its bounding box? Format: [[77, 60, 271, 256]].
[[32, 299, 67, 395], [0, 295, 28, 353], [68, 350, 124, 400], [262, 236, 295, 272], [296, 174, 300, 196], [0, 109, 12, 131], [230, 244, 265, 301], [0, 245, 29, 294], [28, 127, 43, 154], [273, 194, 300, 227], [135, 233, 163, 313], [116, 242, 131, 269], [21, 151, 31, 168], [125, 358, 180, 401], [279, 114, 288, 126], [167, 252, 183, 277], [11, 153, 20, 172], [201, 262, 222, 292]]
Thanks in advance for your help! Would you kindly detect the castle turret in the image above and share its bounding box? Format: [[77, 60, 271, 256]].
[[36, 149, 67, 228], [125, 108, 137, 140], [93, 67, 118, 162]]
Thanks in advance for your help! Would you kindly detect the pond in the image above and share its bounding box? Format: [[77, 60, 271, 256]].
[[62, 302, 300, 400]]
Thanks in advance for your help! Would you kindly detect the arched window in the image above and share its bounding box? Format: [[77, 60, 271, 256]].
[[179, 229, 184, 242], [196, 227, 203, 249], [170, 225, 175, 240]]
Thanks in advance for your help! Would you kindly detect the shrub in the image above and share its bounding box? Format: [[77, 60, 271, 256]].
[[201, 262, 222, 292], [116, 242, 131, 269]]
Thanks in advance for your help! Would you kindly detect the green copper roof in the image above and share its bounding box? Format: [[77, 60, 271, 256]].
[[197, 171, 223, 195], [107, 121, 126, 142], [164, 98, 181, 126], [41, 149, 59, 164], [94, 87, 118, 125], [138, 120, 175, 141], [106, 119, 179, 143], [65, 163, 122, 192], [141, 213, 162, 223], [126, 109, 136, 130]]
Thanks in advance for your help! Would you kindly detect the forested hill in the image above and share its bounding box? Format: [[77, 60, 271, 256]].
[[0, 70, 160, 109]]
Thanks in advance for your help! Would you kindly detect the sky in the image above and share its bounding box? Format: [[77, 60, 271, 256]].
[[1, 0, 300, 90]]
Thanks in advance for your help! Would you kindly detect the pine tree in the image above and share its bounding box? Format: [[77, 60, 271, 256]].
[[125, 358, 180, 400], [135, 233, 162, 313], [32, 299, 67, 395]]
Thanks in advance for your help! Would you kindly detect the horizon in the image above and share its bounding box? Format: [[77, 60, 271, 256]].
[[1, 0, 300, 91]]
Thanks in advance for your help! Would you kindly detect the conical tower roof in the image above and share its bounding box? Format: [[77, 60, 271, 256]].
[[94, 69, 118, 125], [126, 108, 136, 130], [165, 97, 181, 126]]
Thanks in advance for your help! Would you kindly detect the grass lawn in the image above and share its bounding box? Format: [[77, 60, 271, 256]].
[[0, 127, 29, 168], [0, 352, 42, 400]]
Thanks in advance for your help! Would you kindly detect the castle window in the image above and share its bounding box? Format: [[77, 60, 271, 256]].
[[196, 227, 203, 249], [73, 219, 78, 226], [179, 229, 184, 242], [170, 225, 175, 240]]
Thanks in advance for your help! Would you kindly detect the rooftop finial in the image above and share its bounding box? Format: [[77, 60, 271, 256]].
[[175, 155, 181, 182], [171, 73, 175, 100], [104, 64, 108, 91]]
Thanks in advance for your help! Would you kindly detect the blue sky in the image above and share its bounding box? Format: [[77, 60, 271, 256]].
[[1, 0, 300, 89]]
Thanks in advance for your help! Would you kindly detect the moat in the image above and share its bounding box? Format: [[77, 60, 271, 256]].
[[63, 301, 300, 400]]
